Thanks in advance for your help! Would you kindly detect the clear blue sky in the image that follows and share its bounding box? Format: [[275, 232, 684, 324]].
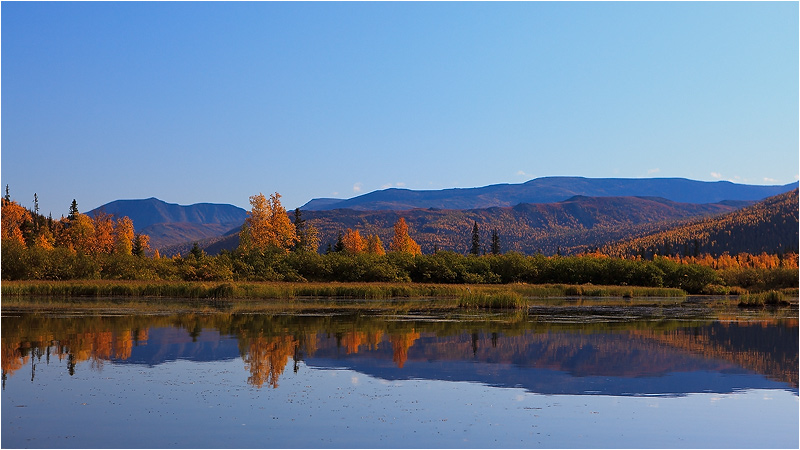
[[2, 1, 798, 217]]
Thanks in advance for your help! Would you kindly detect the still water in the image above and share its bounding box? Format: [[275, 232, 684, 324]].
[[2, 301, 798, 448]]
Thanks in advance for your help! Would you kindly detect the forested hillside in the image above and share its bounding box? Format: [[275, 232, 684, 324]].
[[87, 197, 246, 251], [296, 196, 746, 256], [302, 177, 797, 211], [182, 195, 747, 256], [603, 189, 799, 258]]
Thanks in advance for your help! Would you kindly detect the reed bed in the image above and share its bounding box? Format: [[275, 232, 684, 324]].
[[738, 290, 789, 308], [458, 291, 526, 309], [2, 280, 686, 309]]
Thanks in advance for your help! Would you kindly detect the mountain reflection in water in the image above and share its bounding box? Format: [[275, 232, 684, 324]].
[[2, 313, 797, 396]]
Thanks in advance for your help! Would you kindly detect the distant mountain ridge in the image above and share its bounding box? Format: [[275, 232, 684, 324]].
[[88, 197, 247, 230], [302, 177, 798, 211], [197, 195, 751, 256], [87, 197, 247, 252]]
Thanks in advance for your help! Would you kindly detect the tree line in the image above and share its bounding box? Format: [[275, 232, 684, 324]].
[[2, 189, 797, 293]]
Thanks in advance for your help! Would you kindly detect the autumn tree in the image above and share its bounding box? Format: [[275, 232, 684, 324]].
[[69, 214, 97, 253], [92, 212, 116, 254], [291, 208, 321, 253], [240, 192, 297, 253], [1, 199, 31, 246], [390, 218, 421, 255], [114, 216, 135, 255], [342, 228, 365, 254], [366, 234, 386, 255]]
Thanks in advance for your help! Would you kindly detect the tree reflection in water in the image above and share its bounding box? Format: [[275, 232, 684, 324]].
[[1, 312, 797, 393]]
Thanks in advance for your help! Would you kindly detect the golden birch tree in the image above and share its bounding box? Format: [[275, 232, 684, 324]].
[[366, 234, 385, 255], [342, 228, 365, 254], [389, 218, 421, 255], [115, 216, 135, 255], [69, 213, 97, 254], [1, 200, 30, 247], [92, 212, 116, 254], [241, 192, 297, 253]]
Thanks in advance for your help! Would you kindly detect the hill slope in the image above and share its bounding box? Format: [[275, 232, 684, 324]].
[[87, 198, 247, 251], [603, 189, 799, 257], [201, 195, 748, 256], [302, 177, 797, 211]]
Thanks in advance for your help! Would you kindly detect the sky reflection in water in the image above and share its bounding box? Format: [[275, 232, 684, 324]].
[[2, 312, 798, 448]]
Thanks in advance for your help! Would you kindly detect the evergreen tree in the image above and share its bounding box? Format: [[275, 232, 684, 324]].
[[293, 207, 306, 251], [4, 184, 10, 203], [470, 222, 480, 255], [490, 229, 500, 255], [132, 233, 150, 257], [68, 199, 79, 221], [190, 242, 204, 259], [334, 231, 345, 253]]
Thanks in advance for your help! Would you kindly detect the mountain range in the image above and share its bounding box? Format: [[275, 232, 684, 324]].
[[87, 197, 247, 251], [301, 177, 797, 211], [86, 177, 799, 256]]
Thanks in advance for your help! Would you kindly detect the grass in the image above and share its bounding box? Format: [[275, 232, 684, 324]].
[[738, 290, 790, 308], [458, 291, 526, 309], [1, 280, 687, 302]]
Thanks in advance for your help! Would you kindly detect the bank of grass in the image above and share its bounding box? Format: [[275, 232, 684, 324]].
[[738, 290, 790, 308], [2, 280, 685, 305]]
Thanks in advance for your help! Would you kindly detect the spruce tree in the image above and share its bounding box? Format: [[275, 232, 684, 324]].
[[68, 199, 79, 220], [470, 222, 480, 255], [293, 207, 306, 251], [334, 231, 345, 253], [490, 229, 500, 255]]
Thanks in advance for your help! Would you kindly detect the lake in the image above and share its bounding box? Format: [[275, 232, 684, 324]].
[[2, 297, 798, 448]]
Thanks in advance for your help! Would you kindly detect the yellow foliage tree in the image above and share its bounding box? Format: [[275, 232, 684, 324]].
[[342, 228, 365, 254], [70, 213, 97, 254], [389, 218, 421, 255], [299, 224, 321, 253], [366, 234, 385, 255], [92, 212, 116, 254], [115, 216, 135, 255], [1, 200, 30, 247], [241, 192, 297, 253], [34, 228, 55, 250]]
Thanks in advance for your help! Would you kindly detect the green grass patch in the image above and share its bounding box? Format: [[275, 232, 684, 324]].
[[738, 290, 790, 308], [458, 291, 526, 310]]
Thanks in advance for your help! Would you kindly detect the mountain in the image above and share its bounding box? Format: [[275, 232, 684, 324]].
[[87, 198, 247, 252], [603, 189, 799, 257], [200, 195, 749, 256], [301, 177, 798, 211]]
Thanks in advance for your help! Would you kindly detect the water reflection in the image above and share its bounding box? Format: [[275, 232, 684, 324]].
[[2, 313, 797, 395]]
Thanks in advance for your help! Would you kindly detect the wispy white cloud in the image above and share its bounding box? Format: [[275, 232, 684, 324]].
[[516, 170, 530, 177], [764, 177, 777, 183], [710, 172, 723, 179], [647, 168, 660, 175], [381, 182, 406, 189], [353, 182, 362, 193]]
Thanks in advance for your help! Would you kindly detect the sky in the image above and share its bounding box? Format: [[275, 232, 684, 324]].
[[2, 1, 798, 217]]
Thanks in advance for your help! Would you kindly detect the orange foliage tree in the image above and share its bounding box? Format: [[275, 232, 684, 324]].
[[389, 218, 421, 255], [366, 234, 386, 255], [1, 199, 30, 246], [240, 192, 298, 253], [114, 216, 135, 255], [342, 228, 365, 254]]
